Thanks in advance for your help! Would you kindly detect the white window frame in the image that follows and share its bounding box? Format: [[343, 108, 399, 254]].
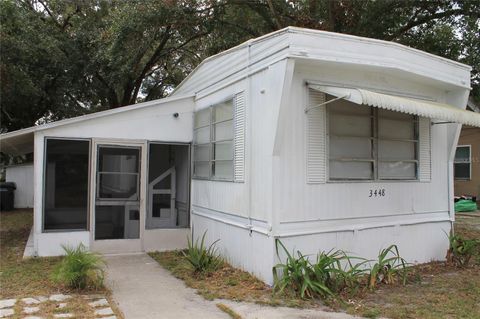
[[327, 105, 419, 181], [193, 98, 234, 182], [454, 145, 471, 180]]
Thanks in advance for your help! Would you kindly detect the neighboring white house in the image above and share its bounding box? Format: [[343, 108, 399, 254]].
[[1, 27, 480, 284], [5, 164, 34, 208]]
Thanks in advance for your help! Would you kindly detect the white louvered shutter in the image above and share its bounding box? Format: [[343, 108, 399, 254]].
[[306, 89, 327, 183], [418, 117, 431, 182], [234, 92, 246, 182]]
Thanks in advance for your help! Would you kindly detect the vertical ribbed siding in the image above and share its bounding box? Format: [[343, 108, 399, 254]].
[[418, 117, 431, 181], [306, 89, 327, 183], [234, 92, 246, 182]]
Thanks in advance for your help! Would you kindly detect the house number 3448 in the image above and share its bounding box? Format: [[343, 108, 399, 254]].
[[369, 189, 386, 197]]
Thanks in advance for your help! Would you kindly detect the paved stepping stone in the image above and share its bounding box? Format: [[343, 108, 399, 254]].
[[88, 298, 109, 307], [36, 296, 48, 303], [94, 307, 114, 316], [99, 316, 117, 319], [53, 314, 73, 318], [0, 308, 14, 318], [56, 303, 67, 309], [23, 306, 40, 314], [49, 294, 71, 302], [22, 298, 41, 305], [24, 316, 43, 319], [0, 299, 16, 309]]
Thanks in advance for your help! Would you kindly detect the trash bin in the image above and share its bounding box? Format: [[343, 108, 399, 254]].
[[0, 182, 16, 211]]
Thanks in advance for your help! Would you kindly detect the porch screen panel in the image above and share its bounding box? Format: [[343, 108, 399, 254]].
[[44, 139, 90, 231], [95, 146, 140, 240]]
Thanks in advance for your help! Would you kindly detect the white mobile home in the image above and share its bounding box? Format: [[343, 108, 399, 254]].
[[1, 27, 479, 283]]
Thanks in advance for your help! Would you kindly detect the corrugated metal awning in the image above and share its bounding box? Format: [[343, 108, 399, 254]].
[[309, 85, 480, 127]]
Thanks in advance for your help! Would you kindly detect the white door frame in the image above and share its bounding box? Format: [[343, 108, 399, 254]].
[[89, 138, 148, 254]]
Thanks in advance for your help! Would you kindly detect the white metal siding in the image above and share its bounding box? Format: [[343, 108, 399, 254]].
[[234, 92, 246, 182], [274, 65, 451, 225], [419, 117, 432, 181], [5, 164, 34, 208], [306, 89, 327, 183]]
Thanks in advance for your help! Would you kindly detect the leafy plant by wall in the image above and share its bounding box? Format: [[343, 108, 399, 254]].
[[446, 232, 479, 267], [183, 231, 222, 273], [368, 245, 408, 289], [52, 244, 105, 290], [273, 240, 409, 299]]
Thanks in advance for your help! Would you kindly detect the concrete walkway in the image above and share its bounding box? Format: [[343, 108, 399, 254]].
[[105, 253, 360, 319], [105, 254, 228, 319]]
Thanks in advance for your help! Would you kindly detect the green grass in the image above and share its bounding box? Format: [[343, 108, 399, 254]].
[[0, 209, 108, 298], [0, 209, 66, 298], [0, 209, 124, 318]]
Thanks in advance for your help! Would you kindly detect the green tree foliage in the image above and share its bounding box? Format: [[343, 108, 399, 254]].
[[1, 0, 478, 132]]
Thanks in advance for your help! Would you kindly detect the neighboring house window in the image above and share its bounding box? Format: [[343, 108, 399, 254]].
[[454, 145, 471, 180], [44, 138, 90, 231], [193, 99, 234, 181], [328, 100, 418, 180]]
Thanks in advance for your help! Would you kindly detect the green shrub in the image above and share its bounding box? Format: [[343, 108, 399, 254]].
[[52, 244, 105, 289], [273, 241, 411, 298], [368, 245, 407, 289], [334, 254, 370, 295], [273, 240, 334, 299], [183, 231, 222, 273], [446, 232, 479, 267], [272, 240, 367, 299]]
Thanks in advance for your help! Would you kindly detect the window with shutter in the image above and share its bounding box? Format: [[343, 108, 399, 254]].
[[306, 89, 327, 183], [306, 92, 431, 182], [234, 92, 246, 182], [193, 93, 245, 182]]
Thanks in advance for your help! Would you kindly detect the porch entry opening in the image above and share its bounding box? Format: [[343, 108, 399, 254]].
[[147, 143, 190, 229], [95, 145, 141, 240]]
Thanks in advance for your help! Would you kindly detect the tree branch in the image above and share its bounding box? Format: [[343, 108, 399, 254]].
[[386, 8, 466, 41], [126, 25, 172, 105], [95, 71, 119, 108]]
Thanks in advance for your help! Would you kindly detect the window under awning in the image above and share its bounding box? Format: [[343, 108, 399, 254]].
[[308, 85, 480, 127]]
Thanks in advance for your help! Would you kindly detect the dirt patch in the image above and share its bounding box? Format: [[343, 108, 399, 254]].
[[149, 250, 322, 309]]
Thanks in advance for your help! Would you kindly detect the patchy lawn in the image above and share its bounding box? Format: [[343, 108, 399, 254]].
[[339, 212, 480, 319], [149, 250, 319, 308], [0, 209, 64, 298], [151, 213, 480, 319], [0, 209, 123, 318]]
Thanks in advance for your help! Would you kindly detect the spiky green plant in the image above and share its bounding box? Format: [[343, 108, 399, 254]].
[[446, 232, 479, 267], [335, 253, 371, 294], [273, 240, 343, 299], [183, 231, 222, 273], [368, 245, 407, 289], [52, 244, 105, 289]]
